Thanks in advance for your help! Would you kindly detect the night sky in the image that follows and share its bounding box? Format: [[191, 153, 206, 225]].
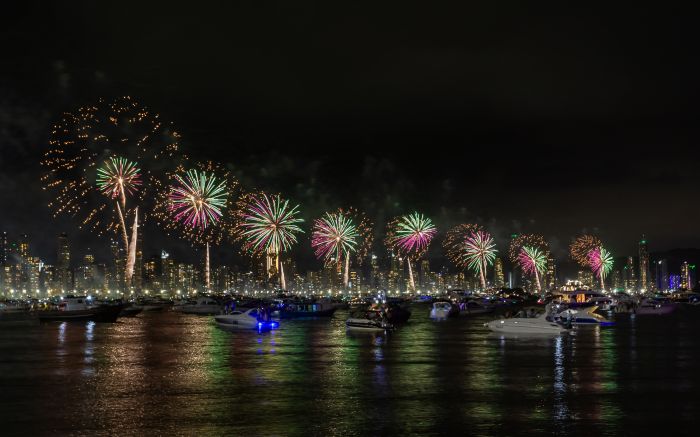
[[1, 2, 699, 273]]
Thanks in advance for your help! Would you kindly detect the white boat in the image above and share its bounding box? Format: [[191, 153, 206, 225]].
[[554, 305, 614, 326], [182, 297, 221, 315], [486, 310, 570, 335], [430, 301, 457, 319], [346, 309, 393, 331], [214, 308, 279, 330]]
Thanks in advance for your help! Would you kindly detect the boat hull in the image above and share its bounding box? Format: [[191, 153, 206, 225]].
[[486, 318, 569, 334], [37, 305, 123, 323], [345, 318, 392, 331]]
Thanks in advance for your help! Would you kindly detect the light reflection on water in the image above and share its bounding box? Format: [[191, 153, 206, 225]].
[[1, 306, 700, 436]]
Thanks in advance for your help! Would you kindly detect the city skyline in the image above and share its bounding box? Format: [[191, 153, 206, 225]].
[[2, 229, 697, 297]]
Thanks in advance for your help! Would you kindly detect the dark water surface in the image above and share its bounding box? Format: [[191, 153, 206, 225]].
[[2, 305, 700, 436]]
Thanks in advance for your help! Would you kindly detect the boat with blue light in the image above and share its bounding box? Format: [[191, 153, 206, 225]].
[[214, 308, 279, 331]]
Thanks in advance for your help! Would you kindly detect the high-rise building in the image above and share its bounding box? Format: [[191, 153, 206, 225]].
[[638, 236, 650, 291], [18, 234, 29, 260], [493, 257, 505, 288], [655, 259, 668, 291], [161, 250, 175, 292], [546, 255, 557, 290], [1, 231, 7, 265], [681, 261, 691, 290], [134, 233, 143, 292], [624, 256, 636, 291], [55, 233, 72, 291]]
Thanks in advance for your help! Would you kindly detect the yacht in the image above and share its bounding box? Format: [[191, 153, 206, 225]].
[[37, 297, 122, 322], [346, 309, 393, 331], [553, 305, 614, 326], [485, 306, 570, 334], [635, 297, 677, 315], [181, 297, 222, 315], [214, 308, 279, 331], [278, 300, 337, 319], [458, 299, 494, 316]]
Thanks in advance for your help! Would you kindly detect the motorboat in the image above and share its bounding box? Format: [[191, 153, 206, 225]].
[[278, 301, 337, 319], [671, 292, 700, 306], [485, 310, 570, 335], [37, 297, 122, 322], [458, 299, 494, 316], [0, 302, 37, 326], [635, 298, 677, 315], [214, 308, 279, 331], [430, 301, 458, 319], [182, 297, 222, 315], [133, 297, 172, 312], [346, 309, 393, 331], [553, 305, 614, 326], [486, 303, 570, 334]]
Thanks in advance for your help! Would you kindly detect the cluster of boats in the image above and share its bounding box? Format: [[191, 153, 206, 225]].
[[2, 288, 698, 336]]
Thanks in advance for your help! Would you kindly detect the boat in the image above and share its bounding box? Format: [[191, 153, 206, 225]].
[[37, 297, 122, 322], [0, 302, 37, 326], [346, 309, 393, 331], [485, 308, 570, 334], [278, 301, 337, 319], [430, 301, 458, 319], [458, 299, 494, 316], [214, 308, 279, 331], [182, 297, 222, 315], [133, 297, 172, 312], [671, 292, 700, 306], [635, 297, 677, 315], [553, 305, 614, 326]]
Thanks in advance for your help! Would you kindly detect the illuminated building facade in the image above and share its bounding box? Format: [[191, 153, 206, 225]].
[[639, 237, 650, 291]]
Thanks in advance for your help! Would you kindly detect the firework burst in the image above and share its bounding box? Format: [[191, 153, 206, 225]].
[[589, 246, 614, 281], [235, 192, 304, 290], [312, 212, 359, 264], [154, 161, 238, 247], [386, 212, 437, 291], [463, 230, 498, 289], [169, 169, 228, 229], [443, 223, 481, 267], [96, 157, 142, 203], [570, 235, 603, 266], [41, 96, 180, 237], [443, 224, 496, 290], [387, 213, 437, 257], [509, 234, 549, 292], [41, 96, 181, 288], [518, 246, 547, 277]]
